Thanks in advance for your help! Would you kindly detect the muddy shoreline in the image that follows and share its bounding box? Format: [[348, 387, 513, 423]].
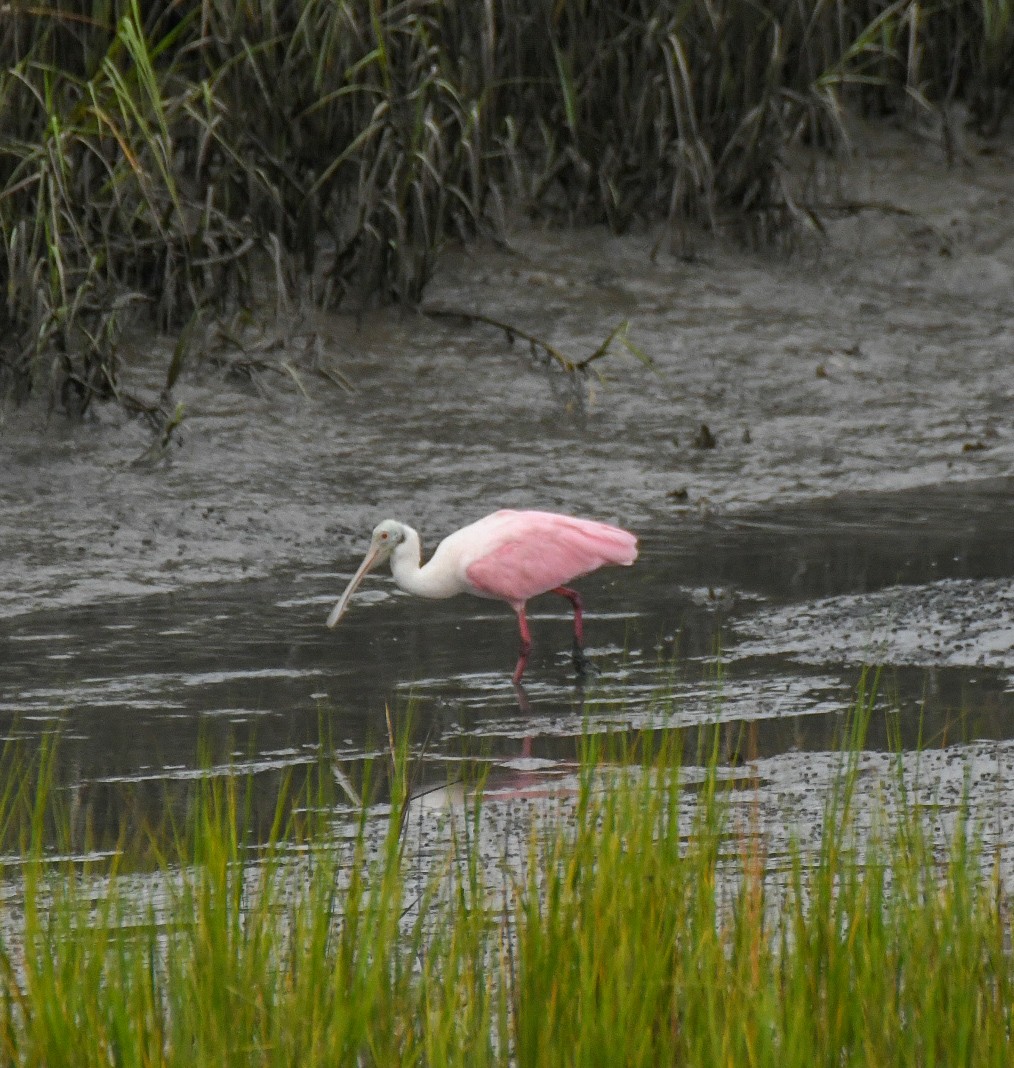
[[0, 123, 1011, 827], [1, 123, 1012, 622]]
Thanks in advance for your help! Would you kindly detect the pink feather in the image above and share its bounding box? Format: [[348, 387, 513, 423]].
[[463, 510, 638, 607]]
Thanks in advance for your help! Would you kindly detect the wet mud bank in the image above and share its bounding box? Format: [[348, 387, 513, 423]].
[[0, 477, 1011, 823], [2, 125, 1012, 621], [0, 125, 1012, 830]]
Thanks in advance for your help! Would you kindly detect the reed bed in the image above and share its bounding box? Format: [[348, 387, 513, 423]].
[[2, 0, 1009, 412], [0, 707, 1011, 1065]]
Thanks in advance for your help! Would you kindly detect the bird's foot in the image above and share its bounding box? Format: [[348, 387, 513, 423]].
[[572, 644, 597, 678]]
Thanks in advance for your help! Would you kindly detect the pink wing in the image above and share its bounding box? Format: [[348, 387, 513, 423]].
[[464, 511, 637, 607]]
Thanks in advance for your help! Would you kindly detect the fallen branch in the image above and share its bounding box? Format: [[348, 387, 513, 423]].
[[807, 199, 953, 251], [422, 306, 577, 372], [422, 307, 638, 375], [808, 199, 920, 218]]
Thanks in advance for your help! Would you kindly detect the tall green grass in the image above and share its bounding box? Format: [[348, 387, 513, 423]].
[[2, 0, 1008, 413], [513, 721, 1013, 1065], [0, 703, 1010, 1064], [0, 729, 503, 1064]]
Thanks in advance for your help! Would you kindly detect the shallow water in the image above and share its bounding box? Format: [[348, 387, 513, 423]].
[[1, 126, 1013, 844], [1, 476, 1011, 839]]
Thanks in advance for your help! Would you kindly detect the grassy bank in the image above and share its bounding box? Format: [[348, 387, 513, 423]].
[[0, 711, 1010, 1064], [2, 0, 1010, 413]]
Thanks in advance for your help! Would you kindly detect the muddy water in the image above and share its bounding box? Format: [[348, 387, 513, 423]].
[[1, 476, 1011, 838], [1, 125, 1013, 843]]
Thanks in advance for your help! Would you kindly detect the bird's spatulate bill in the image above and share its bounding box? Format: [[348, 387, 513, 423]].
[[327, 546, 382, 627]]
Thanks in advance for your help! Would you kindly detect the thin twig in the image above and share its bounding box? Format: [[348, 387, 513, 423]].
[[806, 199, 953, 249], [807, 199, 921, 217], [422, 306, 577, 372]]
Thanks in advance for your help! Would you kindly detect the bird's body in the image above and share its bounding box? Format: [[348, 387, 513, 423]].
[[327, 509, 638, 683]]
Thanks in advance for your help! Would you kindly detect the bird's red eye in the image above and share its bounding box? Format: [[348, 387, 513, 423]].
[[380, 532, 389, 540]]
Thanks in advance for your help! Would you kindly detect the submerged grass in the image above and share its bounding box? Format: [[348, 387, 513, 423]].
[[2, 0, 1009, 412], [0, 696, 1011, 1064]]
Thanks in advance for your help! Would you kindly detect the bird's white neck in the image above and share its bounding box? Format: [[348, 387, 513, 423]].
[[389, 526, 459, 599]]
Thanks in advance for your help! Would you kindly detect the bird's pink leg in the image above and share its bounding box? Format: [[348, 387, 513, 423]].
[[512, 606, 533, 685], [552, 586, 592, 675]]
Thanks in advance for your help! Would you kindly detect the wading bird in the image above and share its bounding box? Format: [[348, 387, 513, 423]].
[[326, 509, 638, 684]]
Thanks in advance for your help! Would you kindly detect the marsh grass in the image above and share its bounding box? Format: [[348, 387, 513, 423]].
[[513, 706, 1013, 1065], [3, 0, 1009, 413], [0, 695, 1011, 1065]]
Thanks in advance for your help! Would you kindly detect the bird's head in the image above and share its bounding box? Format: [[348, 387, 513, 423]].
[[370, 519, 408, 559], [326, 519, 408, 628]]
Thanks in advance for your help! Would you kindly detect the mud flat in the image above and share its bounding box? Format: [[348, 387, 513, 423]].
[[0, 122, 1012, 819], [1, 122, 1011, 618]]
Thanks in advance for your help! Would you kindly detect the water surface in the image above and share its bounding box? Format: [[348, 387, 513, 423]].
[[2, 477, 1011, 841], [2, 134, 1013, 844]]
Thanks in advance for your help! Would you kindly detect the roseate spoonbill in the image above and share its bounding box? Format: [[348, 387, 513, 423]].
[[326, 509, 638, 683]]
